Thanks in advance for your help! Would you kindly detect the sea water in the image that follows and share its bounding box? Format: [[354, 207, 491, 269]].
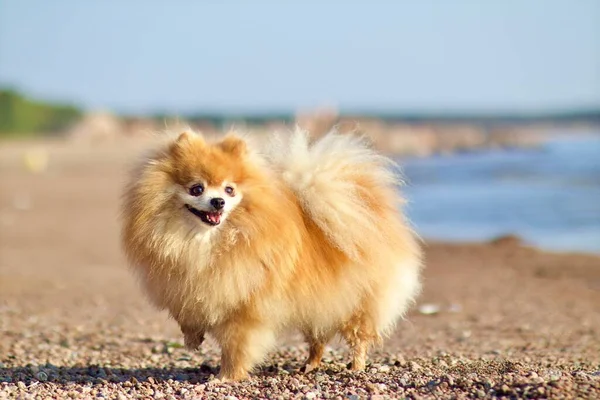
[[399, 135, 600, 254]]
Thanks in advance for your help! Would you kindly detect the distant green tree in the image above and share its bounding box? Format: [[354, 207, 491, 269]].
[[0, 89, 82, 137]]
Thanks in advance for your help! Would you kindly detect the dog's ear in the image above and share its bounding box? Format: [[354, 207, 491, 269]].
[[218, 136, 247, 157], [169, 131, 205, 157], [175, 131, 205, 145], [176, 131, 192, 143]]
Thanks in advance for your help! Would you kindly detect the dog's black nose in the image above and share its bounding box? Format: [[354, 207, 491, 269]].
[[211, 197, 225, 210]]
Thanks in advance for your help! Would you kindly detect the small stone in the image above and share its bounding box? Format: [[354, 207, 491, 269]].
[[304, 392, 316, 399], [427, 380, 438, 389], [36, 371, 48, 381], [549, 372, 562, 381], [17, 381, 26, 389], [393, 354, 406, 366], [152, 345, 163, 354], [378, 365, 390, 373], [444, 375, 454, 386], [225, 396, 238, 400], [536, 387, 545, 395], [409, 361, 422, 371], [418, 304, 441, 315]]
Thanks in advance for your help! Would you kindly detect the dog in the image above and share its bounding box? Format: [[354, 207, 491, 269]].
[[121, 128, 422, 380]]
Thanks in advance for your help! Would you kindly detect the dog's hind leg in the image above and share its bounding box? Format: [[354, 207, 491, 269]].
[[340, 308, 379, 371], [301, 330, 334, 373]]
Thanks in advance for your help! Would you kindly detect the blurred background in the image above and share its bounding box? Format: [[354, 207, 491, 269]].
[[1, 0, 599, 253]]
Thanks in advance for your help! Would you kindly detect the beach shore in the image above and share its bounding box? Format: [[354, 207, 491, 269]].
[[1, 140, 599, 399]]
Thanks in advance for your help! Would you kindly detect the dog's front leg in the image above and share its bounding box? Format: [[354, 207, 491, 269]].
[[180, 324, 205, 351], [212, 319, 275, 381]]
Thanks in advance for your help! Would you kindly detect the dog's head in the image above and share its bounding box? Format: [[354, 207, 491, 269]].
[[164, 132, 251, 232]]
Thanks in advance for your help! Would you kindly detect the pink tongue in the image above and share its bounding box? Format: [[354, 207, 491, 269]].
[[208, 212, 221, 224]]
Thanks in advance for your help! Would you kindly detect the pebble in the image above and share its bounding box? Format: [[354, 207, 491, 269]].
[[409, 361, 422, 371], [418, 303, 441, 315], [537, 386, 545, 395], [377, 365, 391, 373], [36, 371, 49, 381]]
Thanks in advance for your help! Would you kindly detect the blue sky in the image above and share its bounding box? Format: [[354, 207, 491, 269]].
[[0, 0, 598, 114]]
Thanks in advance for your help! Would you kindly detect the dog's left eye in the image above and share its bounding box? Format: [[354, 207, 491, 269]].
[[224, 186, 235, 196]]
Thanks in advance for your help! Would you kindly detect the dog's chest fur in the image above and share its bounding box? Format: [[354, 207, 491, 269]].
[[141, 227, 268, 326]]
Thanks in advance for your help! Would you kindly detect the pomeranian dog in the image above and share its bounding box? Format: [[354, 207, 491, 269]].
[[121, 128, 422, 381]]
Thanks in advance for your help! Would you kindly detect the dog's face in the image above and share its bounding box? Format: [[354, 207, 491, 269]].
[[166, 132, 248, 231], [181, 179, 241, 227]]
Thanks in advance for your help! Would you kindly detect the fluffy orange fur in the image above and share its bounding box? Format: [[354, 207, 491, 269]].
[[121, 129, 422, 380]]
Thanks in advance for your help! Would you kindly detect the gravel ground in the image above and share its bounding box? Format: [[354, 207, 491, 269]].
[[1, 140, 600, 399]]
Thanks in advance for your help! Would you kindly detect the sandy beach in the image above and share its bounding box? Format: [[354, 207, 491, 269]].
[[1, 140, 599, 399]]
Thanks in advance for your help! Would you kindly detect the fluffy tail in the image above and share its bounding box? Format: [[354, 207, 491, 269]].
[[265, 128, 406, 261]]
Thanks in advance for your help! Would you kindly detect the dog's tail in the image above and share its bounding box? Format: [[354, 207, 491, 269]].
[[265, 128, 408, 260]]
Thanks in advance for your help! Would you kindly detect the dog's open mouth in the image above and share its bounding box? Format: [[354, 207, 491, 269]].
[[185, 205, 222, 226]]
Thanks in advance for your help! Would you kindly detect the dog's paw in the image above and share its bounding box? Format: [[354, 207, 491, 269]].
[[300, 363, 318, 374], [183, 332, 204, 351], [214, 374, 244, 383]]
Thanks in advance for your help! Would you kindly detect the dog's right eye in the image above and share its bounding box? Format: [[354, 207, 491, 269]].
[[189, 184, 204, 196]]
